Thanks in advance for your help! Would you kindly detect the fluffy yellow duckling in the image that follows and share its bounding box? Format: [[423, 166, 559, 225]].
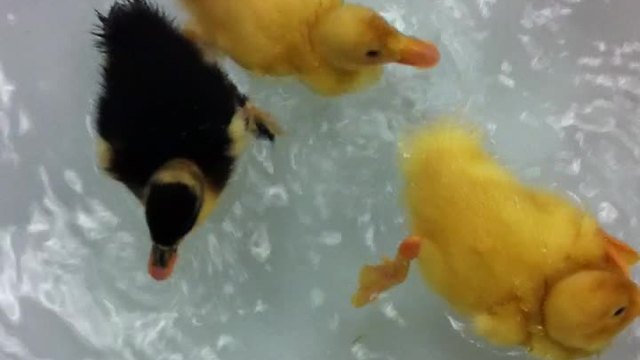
[[352, 120, 640, 359], [178, 0, 441, 96]]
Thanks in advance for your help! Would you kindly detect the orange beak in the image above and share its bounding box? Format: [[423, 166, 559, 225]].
[[148, 244, 178, 281], [393, 37, 440, 68]]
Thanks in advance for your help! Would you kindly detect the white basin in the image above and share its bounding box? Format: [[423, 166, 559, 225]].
[[0, 0, 639, 359]]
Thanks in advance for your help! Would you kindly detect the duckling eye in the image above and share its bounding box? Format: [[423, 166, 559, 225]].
[[613, 307, 626, 317], [366, 50, 381, 58]]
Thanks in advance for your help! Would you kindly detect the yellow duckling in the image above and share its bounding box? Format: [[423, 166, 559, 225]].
[[352, 120, 640, 359], [179, 0, 441, 96], [94, 0, 281, 280]]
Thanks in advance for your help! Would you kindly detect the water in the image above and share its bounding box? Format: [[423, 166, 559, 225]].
[[0, 0, 639, 359]]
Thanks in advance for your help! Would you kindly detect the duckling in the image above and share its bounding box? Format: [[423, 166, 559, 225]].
[[94, 0, 281, 281], [178, 0, 441, 96], [351, 120, 640, 359]]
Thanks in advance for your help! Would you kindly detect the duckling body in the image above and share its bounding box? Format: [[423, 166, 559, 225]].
[[352, 120, 640, 359], [182, 0, 332, 76], [94, 0, 280, 280], [179, 0, 440, 96]]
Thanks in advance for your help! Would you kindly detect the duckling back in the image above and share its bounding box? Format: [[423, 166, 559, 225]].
[[179, 0, 336, 75], [95, 0, 245, 193], [400, 120, 603, 314], [400, 120, 518, 242]]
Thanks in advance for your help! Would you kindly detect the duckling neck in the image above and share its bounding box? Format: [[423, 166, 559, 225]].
[[308, 6, 349, 71], [145, 159, 205, 246]]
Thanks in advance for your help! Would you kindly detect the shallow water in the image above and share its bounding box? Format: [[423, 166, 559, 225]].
[[1, 0, 640, 359]]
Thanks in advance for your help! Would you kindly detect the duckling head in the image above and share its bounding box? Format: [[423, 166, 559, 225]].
[[543, 269, 640, 353], [145, 159, 205, 281], [312, 4, 440, 71]]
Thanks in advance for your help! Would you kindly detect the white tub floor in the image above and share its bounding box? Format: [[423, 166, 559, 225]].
[[1, 0, 640, 359]]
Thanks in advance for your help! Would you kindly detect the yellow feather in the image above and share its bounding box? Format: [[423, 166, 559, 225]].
[[178, 0, 439, 95], [352, 119, 640, 359], [400, 120, 603, 317]]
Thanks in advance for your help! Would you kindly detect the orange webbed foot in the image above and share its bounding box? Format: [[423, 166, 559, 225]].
[[399, 235, 422, 259], [602, 230, 639, 277], [351, 236, 422, 308], [242, 102, 284, 138]]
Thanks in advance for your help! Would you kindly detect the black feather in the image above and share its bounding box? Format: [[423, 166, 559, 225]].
[[255, 122, 276, 142], [94, 0, 246, 192], [145, 183, 201, 246]]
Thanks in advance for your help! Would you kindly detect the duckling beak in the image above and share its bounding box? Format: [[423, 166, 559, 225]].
[[148, 244, 178, 281], [393, 37, 440, 68]]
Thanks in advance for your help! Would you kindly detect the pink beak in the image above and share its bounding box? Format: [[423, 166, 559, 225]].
[[394, 37, 441, 68]]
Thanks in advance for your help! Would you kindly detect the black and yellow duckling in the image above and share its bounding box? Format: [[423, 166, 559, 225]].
[[94, 0, 281, 281]]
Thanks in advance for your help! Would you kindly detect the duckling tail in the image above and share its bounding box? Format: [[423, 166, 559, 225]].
[[94, 0, 179, 60]]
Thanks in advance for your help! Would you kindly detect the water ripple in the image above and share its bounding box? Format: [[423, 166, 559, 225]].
[[0, 228, 19, 323], [1, 0, 640, 360]]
